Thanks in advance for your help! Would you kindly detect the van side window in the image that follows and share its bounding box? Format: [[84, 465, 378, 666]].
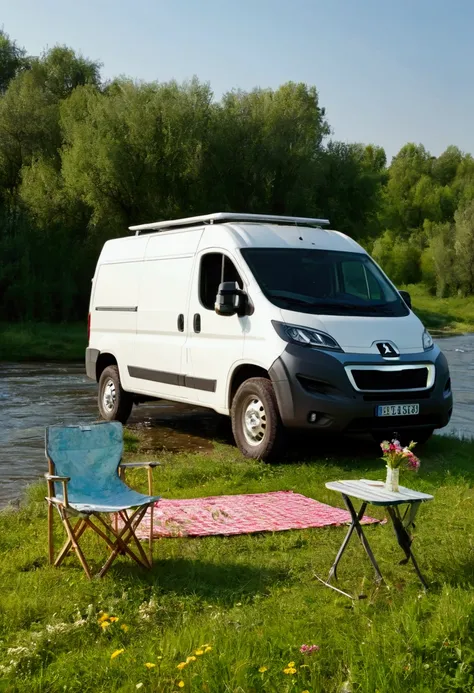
[[199, 253, 243, 310]]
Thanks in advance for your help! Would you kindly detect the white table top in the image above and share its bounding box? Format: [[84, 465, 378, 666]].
[[325, 479, 434, 506]]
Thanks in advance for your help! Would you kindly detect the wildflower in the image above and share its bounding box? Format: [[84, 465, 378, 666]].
[[98, 612, 109, 622], [258, 666, 268, 673], [111, 648, 124, 660], [204, 646, 212, 653], [186, 656, 197, 663], [121, 624, 129, 632], [288, 661, 295, 667], [100, 621, 111, 630], [178, 682, 185, 689], [302, 690, 310, 693], [300, 644, 320, 655], [136, 685, 144, 690], [144, 662, 156, 669], [283, 667, 297, 674], [109, 616, 119, 622], [177, 662, 187, 670], [195, 649, 204, 655]]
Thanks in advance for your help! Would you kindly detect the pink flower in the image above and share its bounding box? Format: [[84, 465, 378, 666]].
[[300, 644, 320, 655]]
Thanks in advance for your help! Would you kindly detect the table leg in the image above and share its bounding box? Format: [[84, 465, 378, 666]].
[[342, 495, 384, 584], [328, 501, 368, 582], [386, 505, 428, 589]]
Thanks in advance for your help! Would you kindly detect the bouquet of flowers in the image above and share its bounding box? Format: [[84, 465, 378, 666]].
[[380, 439, 420, 470]]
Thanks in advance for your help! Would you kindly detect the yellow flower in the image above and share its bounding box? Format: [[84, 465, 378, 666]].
[[121, 624, 129, 632], [109, 616, 119, 622], [111, 648, 124, 660], [98, 612, 109, 622], [204, 646, 212, 653], [258, 666, 268, 673], [186, 656, 197, 663], [177, 662, 187, 670], [195, 649, 204, 656], [144, 662, 156, 669], [283, 667, 297, 675], [136, 684, 144, 690], [302, 690, 310, 693], [100, 621, 111, 630], [288, 661, 295, 667], [178, 683, 185, 689]]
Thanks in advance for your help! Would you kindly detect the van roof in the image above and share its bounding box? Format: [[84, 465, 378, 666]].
[[129, 212, 331, 234]]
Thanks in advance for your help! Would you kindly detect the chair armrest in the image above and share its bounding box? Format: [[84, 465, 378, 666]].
[[45, 474, 70, 507], [119, 462, 160, 496]]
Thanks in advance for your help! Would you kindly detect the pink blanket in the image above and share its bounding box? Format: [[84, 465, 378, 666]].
[[135, 491, 380, 538]]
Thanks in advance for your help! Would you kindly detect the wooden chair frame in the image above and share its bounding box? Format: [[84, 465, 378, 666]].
[[46, 457, 160, 579]]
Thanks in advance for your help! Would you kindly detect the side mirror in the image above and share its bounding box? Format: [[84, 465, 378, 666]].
[[399, 290, 412, 309], [215, 281, 243, 316]]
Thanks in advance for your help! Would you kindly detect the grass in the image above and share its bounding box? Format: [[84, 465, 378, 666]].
[[408, 284, 474, 334], [0, 322, 86, 362], [2, 431, 474, 692]]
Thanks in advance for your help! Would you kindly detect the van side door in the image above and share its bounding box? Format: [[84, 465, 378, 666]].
[[129, 231, 202, 401], [185, 250, 247, 410]]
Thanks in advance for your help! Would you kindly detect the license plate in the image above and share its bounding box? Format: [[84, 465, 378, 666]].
[[376, 404, 420, 417]]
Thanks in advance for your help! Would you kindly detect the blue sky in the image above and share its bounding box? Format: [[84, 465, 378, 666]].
[[1, 0, 472, 161]]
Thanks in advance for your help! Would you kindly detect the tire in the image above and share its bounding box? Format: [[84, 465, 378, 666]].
[[98, 365, 133, 424], [231, 377, 285, 461], [372, 428, 434, 447]]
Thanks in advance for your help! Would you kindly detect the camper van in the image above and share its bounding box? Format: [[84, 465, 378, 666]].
[[85, 213, 452, 460]]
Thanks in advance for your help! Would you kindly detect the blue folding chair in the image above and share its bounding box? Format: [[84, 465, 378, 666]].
[[45, 421, 160, 578]]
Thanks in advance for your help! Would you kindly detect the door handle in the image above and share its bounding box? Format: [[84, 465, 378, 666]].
[[193, 313, 201, 333], [177, 314, 184, 332]]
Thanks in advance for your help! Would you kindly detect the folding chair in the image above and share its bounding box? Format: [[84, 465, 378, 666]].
[[45, 421, 160, 579]]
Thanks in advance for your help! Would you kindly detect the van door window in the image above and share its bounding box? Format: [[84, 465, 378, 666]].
[[340, 260, 382, 301], [199, 253, 243, 310]]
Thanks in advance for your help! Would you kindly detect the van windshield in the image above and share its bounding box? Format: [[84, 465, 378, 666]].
[[241, 248, 409, 317]]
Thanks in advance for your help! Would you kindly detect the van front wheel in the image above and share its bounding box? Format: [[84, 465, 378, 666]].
[[231, 377, 284, 461], [98, 365, 133, 424]]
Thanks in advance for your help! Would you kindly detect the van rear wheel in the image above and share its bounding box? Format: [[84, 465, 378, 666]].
[[98, 365, 133, 424], [231, 377, 284, 461]]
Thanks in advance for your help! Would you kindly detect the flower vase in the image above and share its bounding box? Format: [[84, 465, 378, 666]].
[[385, 465, 399, 492]]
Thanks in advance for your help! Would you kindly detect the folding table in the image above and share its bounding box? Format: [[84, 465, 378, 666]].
[[320, 479, 433, 597]]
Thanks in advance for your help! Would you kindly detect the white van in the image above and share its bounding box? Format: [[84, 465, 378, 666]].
[[86, 212, 452, 460]]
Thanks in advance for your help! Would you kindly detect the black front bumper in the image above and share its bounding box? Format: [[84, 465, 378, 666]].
[[269, 344, 452, 433]]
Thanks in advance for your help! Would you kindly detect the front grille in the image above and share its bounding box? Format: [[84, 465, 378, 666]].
[[350, 367, 429, 391]]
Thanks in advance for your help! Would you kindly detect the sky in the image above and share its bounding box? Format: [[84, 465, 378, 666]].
[[1, 0, 473, 161]]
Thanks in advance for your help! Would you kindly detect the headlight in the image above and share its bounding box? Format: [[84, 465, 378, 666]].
[[423, 329, 434, 350], [273, 321, 342, 351]]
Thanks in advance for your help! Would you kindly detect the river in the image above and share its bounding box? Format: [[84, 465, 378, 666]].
[[1, 333, 473, 508]]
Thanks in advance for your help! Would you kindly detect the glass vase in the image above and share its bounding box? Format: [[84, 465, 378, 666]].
[[385, 465, 400, 492]]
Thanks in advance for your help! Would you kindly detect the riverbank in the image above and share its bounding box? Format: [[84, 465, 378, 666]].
[[407, 285, 474, 334], [1, 432, 474, 692], [0, 322, 85, 361]]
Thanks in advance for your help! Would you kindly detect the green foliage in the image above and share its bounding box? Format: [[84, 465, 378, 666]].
[[0, 30, 27, 94]]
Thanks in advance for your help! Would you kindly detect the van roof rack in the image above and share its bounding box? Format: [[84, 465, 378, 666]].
[[129, 212, 330, 235]]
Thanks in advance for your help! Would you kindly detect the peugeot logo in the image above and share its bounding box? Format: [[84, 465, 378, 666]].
[[376, 341, 399, 358]]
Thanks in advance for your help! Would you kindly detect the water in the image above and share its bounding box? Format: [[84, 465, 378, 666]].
[[1, 334, 473, 508]]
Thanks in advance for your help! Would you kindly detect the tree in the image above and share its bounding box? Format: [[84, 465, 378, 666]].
[[454, 201, 474, 295], [0, 30, 27, 94]]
